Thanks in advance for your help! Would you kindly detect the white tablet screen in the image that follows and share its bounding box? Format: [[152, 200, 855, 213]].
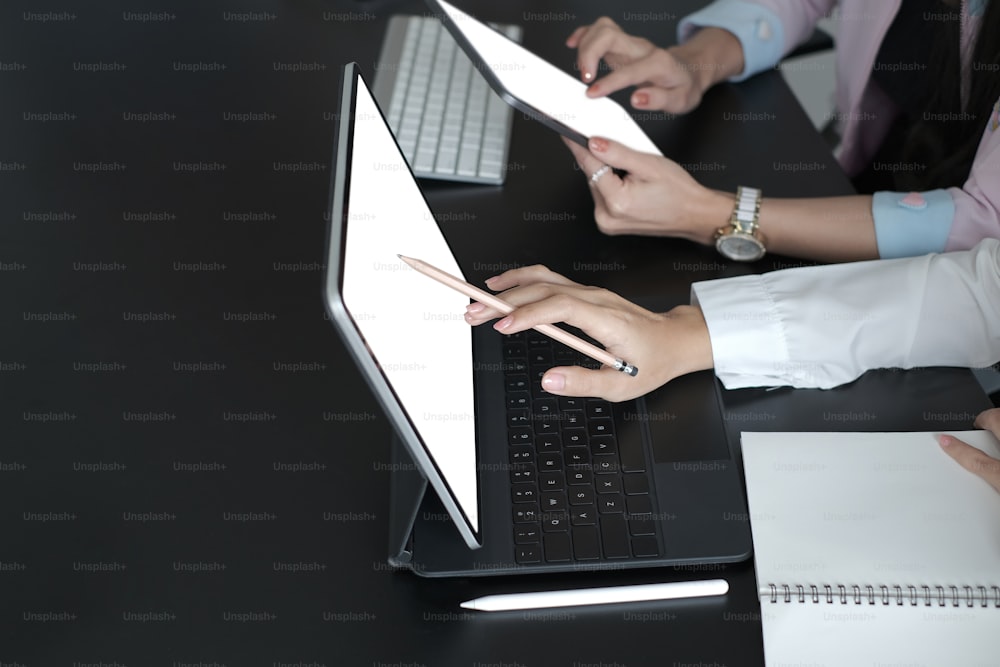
[[341, 75, 479, 536], [434, 0, 663, 156]]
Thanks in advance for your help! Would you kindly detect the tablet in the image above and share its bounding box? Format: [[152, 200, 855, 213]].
[[428, 0, 663, 157]]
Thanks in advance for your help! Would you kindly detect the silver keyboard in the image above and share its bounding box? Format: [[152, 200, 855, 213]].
[[372, 15, 522, 185]]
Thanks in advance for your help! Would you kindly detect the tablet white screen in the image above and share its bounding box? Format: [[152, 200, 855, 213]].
[[341, 76, 479, 535], [435, 0, 663, 156]]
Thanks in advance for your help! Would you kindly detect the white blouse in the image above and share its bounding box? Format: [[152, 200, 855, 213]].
[[692, 239, 1000, 389]]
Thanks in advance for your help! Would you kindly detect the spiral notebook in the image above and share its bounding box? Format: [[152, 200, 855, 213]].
[[740, 430, 1000, 667]]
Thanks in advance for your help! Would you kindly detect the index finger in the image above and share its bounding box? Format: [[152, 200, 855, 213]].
[[938, 434, 1000, 494], [575, 19, 628, 83], [484, 264, 583, 292], [586, 50, 679, 98]]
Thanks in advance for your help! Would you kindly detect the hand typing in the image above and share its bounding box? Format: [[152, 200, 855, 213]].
[[463, 264, 713, 402]]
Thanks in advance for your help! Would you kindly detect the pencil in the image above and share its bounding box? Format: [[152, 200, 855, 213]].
[[397, 254, 638, 377]]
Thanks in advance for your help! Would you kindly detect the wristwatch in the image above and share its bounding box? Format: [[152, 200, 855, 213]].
[[715, 186, 765, 262]]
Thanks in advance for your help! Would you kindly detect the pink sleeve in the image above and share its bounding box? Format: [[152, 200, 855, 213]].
[[945, 99, 1000, 252], [747, 0, 839, 55]]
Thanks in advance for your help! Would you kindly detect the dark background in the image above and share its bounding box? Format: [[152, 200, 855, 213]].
[[0, 1, 991, 665]]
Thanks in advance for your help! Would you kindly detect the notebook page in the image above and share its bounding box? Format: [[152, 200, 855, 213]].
[[761, 600, 995, 667], [741, 431, 1000, 593]]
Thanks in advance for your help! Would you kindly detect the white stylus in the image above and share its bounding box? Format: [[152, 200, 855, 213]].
[[460, 579, 729, 612]]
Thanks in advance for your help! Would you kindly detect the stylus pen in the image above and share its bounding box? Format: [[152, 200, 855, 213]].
[[398, 254, 638, 377], [460, 579, 729, 612]]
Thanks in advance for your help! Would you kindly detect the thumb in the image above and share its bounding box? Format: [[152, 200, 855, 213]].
[[541, 366, 634, 402], [587, 136, 661, 179]]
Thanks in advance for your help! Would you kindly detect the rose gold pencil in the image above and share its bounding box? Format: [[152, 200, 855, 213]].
[[398, 254, 638, 377]]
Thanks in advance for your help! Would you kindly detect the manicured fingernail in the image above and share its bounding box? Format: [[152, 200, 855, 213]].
[[583, 71, 593, 81], [589, 137, 608, 152], [466, 302, 485, 313], [633, 92, 648, 106], [542, 373, 566, 391], [484, 275, 500, 286], [938, 435, 953, 447], [494, 316, 512, 331]]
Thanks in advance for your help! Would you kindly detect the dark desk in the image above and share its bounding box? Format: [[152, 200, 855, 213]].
[[0, 1, 990, 665]]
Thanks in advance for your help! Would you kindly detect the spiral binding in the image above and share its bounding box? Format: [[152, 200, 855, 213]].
[[766, 583, 1000, 607]]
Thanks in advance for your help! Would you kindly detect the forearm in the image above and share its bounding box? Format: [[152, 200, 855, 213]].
[[690, 190, 879, 263], [759, 195, 879, 262], [669, 27, 745, 93]]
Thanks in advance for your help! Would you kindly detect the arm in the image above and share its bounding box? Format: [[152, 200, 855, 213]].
[[566, 136, 879, 262], [694, 238, 1000, 389], [678, 0, 837, 81], [465, 239, 1000, 399]]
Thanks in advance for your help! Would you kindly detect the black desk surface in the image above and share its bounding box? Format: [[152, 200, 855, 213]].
[[0, 0, 990, 664]]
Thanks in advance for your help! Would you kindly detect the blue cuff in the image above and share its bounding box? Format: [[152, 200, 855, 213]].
[[677, 0, 786, 82], [872, 190, 955, 258]]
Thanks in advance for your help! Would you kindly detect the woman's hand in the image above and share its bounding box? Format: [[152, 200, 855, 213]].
[[566, 17, 707, 114], [463, 264, 714, 402], [938, 408, 1000, 494], [563, 135, 732, 243]]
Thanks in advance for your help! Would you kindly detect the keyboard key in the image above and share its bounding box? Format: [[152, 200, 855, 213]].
[[631, 536, 660, 558], [528, 348, 553, 366], [567, 467, 592, 486], [532, 398, 558, 416], [543, 533, 572, 562], [600, 516, 631, 558], [540, 491, 567, 513], [590, 435, 617, 455], [505, 375, 529, 392], [507, 409, 529, 428], [510, 466, 536, 484], [507, 428, 531, 446], [541, 512, 569, 532], [515, 545, 541, 564], [535, 434, 561, 453], [504, 359, 528, 375], [513, 504, 539, 523], [598, 494, 625, 514], [626, 495, 653, 515], [538, 452, 563, 472], [568, 487, 595, 506], [503, 343, 526, 359], [514, 526, 541, 544], [595, 476, 622, 494], [564, 446, 590, 466], [592, 454, 619, 474], [539, 471, 564, 490], [623, 474, 650, 495], [509, 445, 534, 465], [558, 397, 584, 410], [563, 428, 587, 447], [572, 526, 601, 560], [586, 400, 612, 419], [570, 506, 597, 525], [589, 418, 614, 437], [507, 392, 529, 409], [628, 515, 656, 536], [512, 487, 537, 503], [618, 431, 647, 472]]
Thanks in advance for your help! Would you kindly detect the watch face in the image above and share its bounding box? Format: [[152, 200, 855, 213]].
[[716, 233, 766, 262]]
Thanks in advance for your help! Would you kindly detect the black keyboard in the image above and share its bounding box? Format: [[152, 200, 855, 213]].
[[503, 329, 660, 564]]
